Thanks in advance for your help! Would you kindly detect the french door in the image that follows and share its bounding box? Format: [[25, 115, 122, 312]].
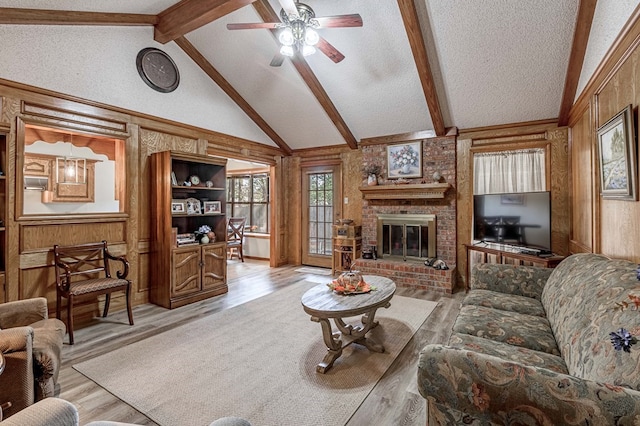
[[301, 164, 342, 268]]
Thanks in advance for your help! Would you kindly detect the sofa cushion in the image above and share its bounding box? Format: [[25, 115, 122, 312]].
[[448, 333, 568, 374], [463, 289, 546, 317], [453, 305, 560, 356], [541, 253, 640, 388]]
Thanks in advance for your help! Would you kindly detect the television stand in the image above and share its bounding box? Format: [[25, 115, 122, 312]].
[[464, 243, 565, 291]]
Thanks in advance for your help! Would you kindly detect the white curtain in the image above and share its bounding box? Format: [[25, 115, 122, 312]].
[[473, 149, 546, 194]]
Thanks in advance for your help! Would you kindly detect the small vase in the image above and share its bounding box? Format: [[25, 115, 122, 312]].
[[207, 231, 216, 242], [200, 235, 210, 244], [367, 174, 378, 186], [401, 164, 411, 174]]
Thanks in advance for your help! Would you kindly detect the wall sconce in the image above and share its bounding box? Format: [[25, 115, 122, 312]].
[[56, 156, 86, 184]]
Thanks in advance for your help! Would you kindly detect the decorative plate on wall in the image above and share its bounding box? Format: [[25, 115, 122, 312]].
[[136, 48, 180, 93]]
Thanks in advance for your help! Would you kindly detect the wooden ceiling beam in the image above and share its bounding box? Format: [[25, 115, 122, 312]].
[[253, 0, 359, 150], [175, 36, 293, 156], [397, 0, 446, 137], [154, 0, 253, 44], [558, 0, 597, 126], [0, 8, 157, 25]]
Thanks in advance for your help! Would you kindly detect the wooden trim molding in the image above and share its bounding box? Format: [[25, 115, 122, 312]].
[[359, 183, 450, 200], [570, 3, 640, 125], [397, 0, 446, 136], [154, 0, 253, 44], [558, 0, 597, 126], [0, 8, 157, 25], [360, 130, 436, 146]]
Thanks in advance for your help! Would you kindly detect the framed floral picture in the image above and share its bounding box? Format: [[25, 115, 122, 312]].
[[387, 141, 422, 179], [597, 104, 637, 200]]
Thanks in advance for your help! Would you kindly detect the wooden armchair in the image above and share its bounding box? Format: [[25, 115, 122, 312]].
[[53, 241, 133, 345], [227, 217, 246, 262]]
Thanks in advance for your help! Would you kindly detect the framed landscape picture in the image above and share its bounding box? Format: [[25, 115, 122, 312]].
[[387, 141, 422, 179], [597, 105, 637, 200]]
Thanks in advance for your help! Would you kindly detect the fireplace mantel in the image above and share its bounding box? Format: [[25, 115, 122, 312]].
[[359, 183, 451, 200]]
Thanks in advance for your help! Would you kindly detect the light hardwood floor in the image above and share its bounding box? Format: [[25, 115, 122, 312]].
[[57, 259, 464, 425]]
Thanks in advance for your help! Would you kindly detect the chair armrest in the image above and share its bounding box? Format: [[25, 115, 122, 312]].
[[1, 397, 79, 425], [105, 250, 129, 280], [470, 263, 552, 299], [418, 345, 640, 424], [0, 298, 48, 328], [55, 259, 74, 292], [0, 327, 32, 353]]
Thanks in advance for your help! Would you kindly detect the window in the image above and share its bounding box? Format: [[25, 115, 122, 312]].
[[226, 173, 269, 233], [473, 148, 546, 195]]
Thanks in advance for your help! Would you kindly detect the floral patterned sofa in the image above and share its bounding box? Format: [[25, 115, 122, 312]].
[[418, 253, 640, 425]]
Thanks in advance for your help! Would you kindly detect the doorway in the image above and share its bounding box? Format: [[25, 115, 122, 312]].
[[301, 164, 342, 268]]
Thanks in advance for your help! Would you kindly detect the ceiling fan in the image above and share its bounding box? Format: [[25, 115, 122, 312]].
[[226, 0, 363, 66]]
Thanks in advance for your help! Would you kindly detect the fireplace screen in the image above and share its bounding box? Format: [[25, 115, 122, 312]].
[[377, 214, 436, 261]]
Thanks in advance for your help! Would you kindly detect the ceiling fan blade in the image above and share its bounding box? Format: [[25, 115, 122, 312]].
[[316, 37, 345, 63], [270, 53, 285, 67], [315, 14, 363, 28], [278, 0, 300, 19], [227, 22, 280, 30]]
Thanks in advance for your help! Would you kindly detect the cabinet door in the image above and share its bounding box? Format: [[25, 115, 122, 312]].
[[201, 244, 226, 291], [172, 247, 201, 298]]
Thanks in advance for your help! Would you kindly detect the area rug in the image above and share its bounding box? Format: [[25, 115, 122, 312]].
[[74, 280, 437, 426]]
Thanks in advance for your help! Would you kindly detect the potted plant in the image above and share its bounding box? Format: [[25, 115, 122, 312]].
[[362, 163, 382, 186]]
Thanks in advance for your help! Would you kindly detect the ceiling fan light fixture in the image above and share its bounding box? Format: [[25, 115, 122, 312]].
[[278, 27, 295, 46], [304, 28, 319, 46], [280, 45, 295, 57], [302, 44, 316, 57]]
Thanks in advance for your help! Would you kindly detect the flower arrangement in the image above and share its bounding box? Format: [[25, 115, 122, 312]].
[[195, 224, 211, 239], [390, 145, 419, 169], [362, 163, 382, 178], [609, 265, 640, 352]]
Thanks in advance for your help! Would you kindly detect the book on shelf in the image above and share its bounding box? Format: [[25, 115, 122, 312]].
[[176, 232, 197, 246]]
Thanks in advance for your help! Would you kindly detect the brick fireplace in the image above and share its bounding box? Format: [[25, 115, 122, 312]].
[[354, 135, 457, 293]]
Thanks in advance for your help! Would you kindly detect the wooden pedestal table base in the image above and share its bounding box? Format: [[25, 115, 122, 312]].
[[301, 275, 396, 373]]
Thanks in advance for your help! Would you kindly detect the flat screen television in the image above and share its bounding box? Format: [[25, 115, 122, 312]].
[[473, 191, 551, 252]]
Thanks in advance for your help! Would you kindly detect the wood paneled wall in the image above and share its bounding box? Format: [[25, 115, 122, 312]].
[[568, 11, 640, 263], [0, 78, 284, 323], [457, 121, 570, 288], [283, 146, 362, 265]]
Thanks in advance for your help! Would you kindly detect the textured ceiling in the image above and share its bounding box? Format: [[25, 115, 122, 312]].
[[0, 0, 638, 151]]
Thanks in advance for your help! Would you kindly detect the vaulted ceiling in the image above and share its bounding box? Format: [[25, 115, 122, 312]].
[[0, 1, 635, 154]]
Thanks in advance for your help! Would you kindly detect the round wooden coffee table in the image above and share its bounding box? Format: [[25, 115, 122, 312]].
[[301, 275, 396, 373]]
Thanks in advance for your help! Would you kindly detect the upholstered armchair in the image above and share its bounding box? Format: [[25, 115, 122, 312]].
[[0, 297, 66, 418]]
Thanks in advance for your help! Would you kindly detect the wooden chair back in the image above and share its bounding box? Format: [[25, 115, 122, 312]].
[[53, 240, 133, 344], [227, 217, 246, 244], [53, 241, 127, 291]]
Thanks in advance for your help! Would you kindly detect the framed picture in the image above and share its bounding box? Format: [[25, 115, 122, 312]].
[[597, 104, 637, 200], [203, 201, 221, 214], [387, 141, 422, 179], [171, 199, 185, 214], [500, 193, 524, 205]]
